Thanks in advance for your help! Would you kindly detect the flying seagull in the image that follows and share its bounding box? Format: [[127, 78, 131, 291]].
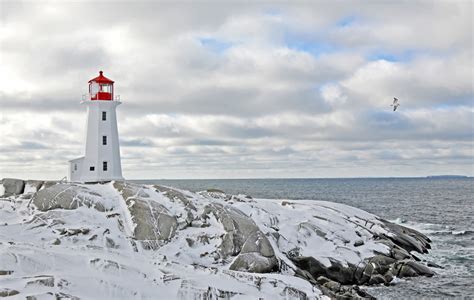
[[391, 97, 400, 111]]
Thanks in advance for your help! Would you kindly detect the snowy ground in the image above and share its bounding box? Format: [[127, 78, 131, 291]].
[[0, 181, 433, 299]]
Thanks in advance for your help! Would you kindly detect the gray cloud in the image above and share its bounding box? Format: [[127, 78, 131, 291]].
[[121, 138, 155, 147], [0, 1, 472, 179]]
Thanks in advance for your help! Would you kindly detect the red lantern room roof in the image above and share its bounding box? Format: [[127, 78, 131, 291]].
[[88, 71, 114, 84]]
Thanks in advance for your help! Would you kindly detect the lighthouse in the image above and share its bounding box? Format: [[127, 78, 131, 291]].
[[69, 71, 124, 183]]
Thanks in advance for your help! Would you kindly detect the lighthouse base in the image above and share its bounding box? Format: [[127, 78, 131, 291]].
[[68, 157, 124, 183]]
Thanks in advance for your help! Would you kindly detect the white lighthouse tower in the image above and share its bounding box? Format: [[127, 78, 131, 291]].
[[69, 71, 124, 183]]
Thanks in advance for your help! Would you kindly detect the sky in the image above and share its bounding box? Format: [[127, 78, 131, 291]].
[[0, 0, 473, 180]]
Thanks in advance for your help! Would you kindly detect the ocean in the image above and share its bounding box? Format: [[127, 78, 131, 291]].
[[133, 177, 473, 299]]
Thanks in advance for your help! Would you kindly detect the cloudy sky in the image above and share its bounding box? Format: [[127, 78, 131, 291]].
[[0, 1, 472, 180]]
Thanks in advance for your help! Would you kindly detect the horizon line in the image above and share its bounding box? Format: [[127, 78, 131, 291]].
[[128, 175, 472, 181]]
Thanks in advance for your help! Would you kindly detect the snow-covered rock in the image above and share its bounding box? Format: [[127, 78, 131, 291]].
[[24, 180, 44, 194], [114, 181, 178, 249], [201, 202, 278, 273], [0, 178, 25, 197], [32, 183, 110, 212], [0, 180, 435, 299]]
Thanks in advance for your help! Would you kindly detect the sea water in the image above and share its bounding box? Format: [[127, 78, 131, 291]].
[[133, 177, 474, 299]]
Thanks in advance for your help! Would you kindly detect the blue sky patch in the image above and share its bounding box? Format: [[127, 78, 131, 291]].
[[368, 49, 417, 62], [263, 8, 282, 17], [284, 33, 337, 57], [367, 111, 411, 130], [336, 15, 357, 27], [433, 99, 472, 110], [199, 37, 233, 53]]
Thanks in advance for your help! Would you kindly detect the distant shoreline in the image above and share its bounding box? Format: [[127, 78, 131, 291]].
[[130, 175, 471, 181], [425, 175, 469, 179]]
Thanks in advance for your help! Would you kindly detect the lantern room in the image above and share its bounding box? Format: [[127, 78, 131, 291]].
[[88, 71, 114, 100]]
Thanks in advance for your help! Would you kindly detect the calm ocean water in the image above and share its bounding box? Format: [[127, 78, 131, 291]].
[[133, 177, 474, 299]]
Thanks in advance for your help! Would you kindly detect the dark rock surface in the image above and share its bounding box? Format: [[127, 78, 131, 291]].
[[32, 184, 106, 212], [1, 178, 25, 197], [290, 219, 436, 299], [202, 202, 279, 273]]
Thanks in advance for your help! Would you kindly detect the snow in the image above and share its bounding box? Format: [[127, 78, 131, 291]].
[[0, 182, 404, 299], [233, 198, 390, 267], [24, 183, 38, 194]]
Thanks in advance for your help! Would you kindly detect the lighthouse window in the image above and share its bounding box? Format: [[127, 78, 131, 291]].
[[101, 85, 111, 93], [89, 166, 95, 171], [74, 164, 77, 171], [103, 161, 108, 171], [102, 135, 107, 145], [102, 111, 106, 121]]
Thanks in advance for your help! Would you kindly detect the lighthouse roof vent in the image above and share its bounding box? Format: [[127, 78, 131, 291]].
[[88, 71, 114, 84]]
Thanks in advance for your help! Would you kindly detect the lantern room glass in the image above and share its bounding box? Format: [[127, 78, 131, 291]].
[[101, 84, 111, 93], [89, 82, 114, 101]]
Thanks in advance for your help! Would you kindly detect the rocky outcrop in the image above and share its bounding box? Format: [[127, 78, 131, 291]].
[[393, 259, 435, 278], [202, 202, 279, 273], [1, 179, 437, 299], [0, 179, 57, 198], [292, 256, 356, 285], [154, 185, 197, 229], [379, 220, 431, 254], [114, 182, 178, 249], [0, 178, 25, 197], [231, 230, 278, 273], [316, 276, 376, 300], [0, 288, 20, 297], [154, 185, 197, 212], [32, 184, 107, 212], [288, 219, 436, 299], [24, 180, 44, 194]]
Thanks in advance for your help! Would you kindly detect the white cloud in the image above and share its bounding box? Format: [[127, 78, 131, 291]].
[[320, 83, 347, 106], [0, 1, 472, 179]]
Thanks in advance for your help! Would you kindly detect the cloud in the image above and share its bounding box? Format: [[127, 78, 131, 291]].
[[0, 1, 472, 179]]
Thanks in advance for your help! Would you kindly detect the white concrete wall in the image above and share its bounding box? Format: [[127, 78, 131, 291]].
[[76, 100, 124, 182], [69, 157, 84, 182]]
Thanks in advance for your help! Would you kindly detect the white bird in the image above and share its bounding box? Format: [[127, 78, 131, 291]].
[[390, 97, 400, 111]]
